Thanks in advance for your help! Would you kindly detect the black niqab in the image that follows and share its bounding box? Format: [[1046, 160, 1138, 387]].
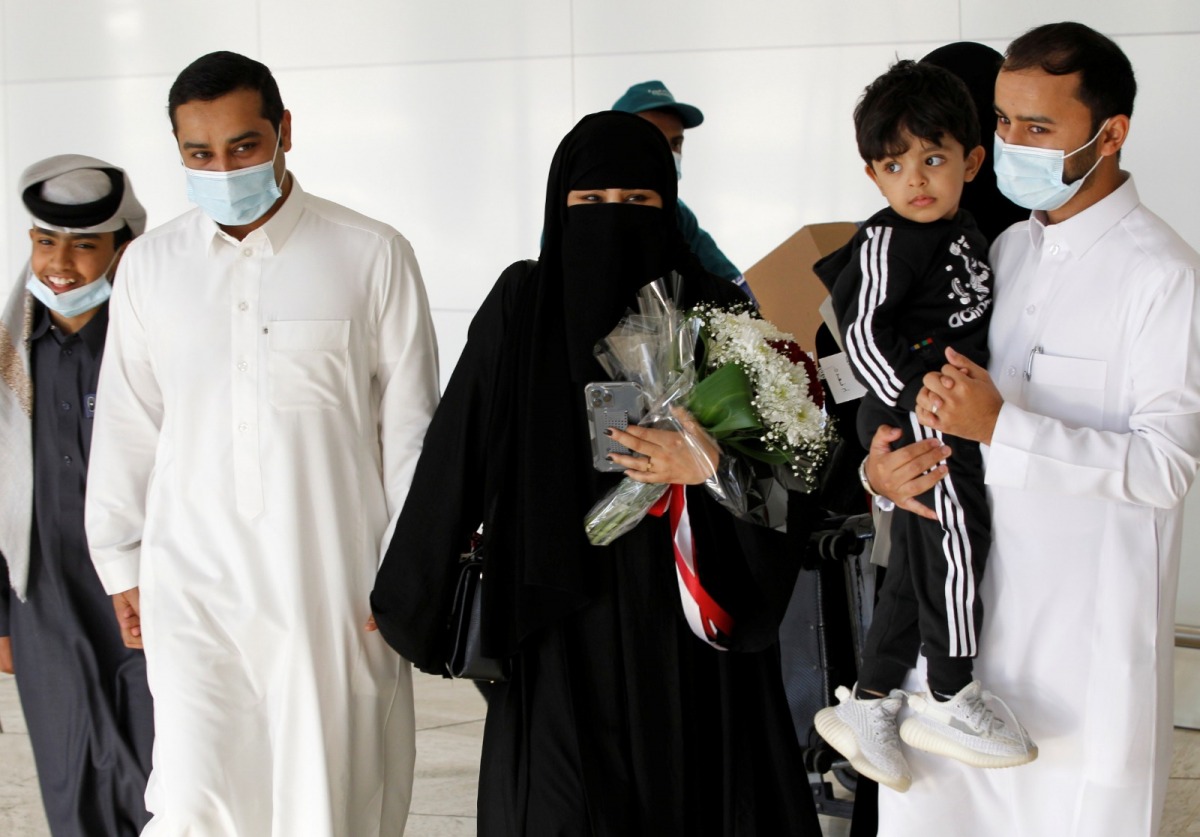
[[922, 42, 1028, 243], [482, 112, 702, 655], [543, 111, 690, 379]]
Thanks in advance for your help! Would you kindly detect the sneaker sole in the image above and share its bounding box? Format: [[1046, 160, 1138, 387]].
[[899, 717, 1038, 768], [814, 707, 912, 793]]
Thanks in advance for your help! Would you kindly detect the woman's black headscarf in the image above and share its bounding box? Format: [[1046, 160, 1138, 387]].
[[543, 111, 697, 378], [481, 111, 706, 654], [922, 42, 1027, 242]]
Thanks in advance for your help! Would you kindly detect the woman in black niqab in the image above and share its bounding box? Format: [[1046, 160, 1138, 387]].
[[372, 111, 822, 835], [922, 42, 1027, 243]]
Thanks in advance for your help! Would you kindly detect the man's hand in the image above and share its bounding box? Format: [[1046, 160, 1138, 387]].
[[864, 425, 951, 521], [0, 636, 12, 675], [916, 347, 1003, 445], [111, 588, 143, 649]]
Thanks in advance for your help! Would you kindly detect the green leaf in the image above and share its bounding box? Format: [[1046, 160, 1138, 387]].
[[687, 364, 761, 438]]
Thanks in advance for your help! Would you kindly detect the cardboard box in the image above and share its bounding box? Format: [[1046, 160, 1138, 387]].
[[744, 221, 857, 350]]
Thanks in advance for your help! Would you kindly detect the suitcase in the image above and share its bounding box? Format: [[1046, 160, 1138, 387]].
[[781, 511, 877, 820]]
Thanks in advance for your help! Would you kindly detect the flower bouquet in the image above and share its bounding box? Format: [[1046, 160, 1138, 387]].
[[584, 275, 834, 547]]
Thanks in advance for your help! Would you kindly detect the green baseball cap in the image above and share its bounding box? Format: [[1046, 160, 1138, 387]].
[[612, 80, 704, 129]]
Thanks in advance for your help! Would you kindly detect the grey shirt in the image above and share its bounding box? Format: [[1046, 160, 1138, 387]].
[[28, 302, 107, 603]]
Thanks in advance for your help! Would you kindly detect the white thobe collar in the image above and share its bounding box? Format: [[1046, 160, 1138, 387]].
[[204, 173, 306, 257], [1026, 173, 1140, 259]]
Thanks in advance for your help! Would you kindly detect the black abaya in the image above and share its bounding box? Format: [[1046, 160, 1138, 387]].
[[372, 113, 822, 835]]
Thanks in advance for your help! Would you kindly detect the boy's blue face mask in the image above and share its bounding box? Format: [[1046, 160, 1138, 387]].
[[993, 119, 1108, 212], [25, 257, 115, 318], [184, 132, 283, 226]]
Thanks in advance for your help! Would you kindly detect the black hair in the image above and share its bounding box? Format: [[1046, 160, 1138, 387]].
[[112, 224, 134, 250], [854, 60, 980, 165], [167, 51, 284, 133], [1004, 22, 1135, 132]]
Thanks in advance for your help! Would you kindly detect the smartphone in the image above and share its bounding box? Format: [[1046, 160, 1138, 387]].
[[584, 382, 647, 472]]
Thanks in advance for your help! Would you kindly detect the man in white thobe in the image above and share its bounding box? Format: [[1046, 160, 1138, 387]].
[[864, 22, 1200, 836], [85, 51, 438, 836]]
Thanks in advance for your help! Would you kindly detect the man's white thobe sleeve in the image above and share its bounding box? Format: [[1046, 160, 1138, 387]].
[[374, 234, 439, 561], [987, 264, 1200, 509], [85, 256, 164, 593]]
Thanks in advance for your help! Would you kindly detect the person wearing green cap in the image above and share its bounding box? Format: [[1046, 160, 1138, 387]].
[[613, 80, 754, 301]]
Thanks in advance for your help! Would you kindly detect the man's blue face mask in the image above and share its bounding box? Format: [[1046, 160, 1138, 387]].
[[993, 119, 1109, 212], [25, 257, 115, 318], [184, 132, 283, 226]]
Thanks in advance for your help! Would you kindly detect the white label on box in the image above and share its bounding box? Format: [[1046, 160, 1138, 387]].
[[818, 296, 843, 352], [820, 352, 868, 404]]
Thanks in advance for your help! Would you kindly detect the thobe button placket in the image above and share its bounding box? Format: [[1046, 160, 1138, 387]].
[[1007, 366, 1018, 377], [60, 401, 70, 411], [62, 455, 72, 464], [1025, 305, 1036, 315], [231, 239, 265, 519]]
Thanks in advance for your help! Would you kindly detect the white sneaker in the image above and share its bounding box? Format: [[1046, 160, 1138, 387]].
[[814, 685, 912, 792], [900, 681, 1038, 768]]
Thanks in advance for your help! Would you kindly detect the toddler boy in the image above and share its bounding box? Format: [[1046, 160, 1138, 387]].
[[812, 61, 1036, 792]]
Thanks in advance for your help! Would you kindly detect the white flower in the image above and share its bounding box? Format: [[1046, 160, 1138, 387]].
[[693, 307, 832, 466]]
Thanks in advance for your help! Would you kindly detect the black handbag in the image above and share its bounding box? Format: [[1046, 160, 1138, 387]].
[[445, 535, 511, 682]]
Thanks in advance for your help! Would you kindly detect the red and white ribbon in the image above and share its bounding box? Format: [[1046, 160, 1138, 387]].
[[650, 483, 733, 650]]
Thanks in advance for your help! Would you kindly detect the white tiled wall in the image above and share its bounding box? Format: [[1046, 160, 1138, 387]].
[[275, 57, 574, 313], [0, 7, 6, 261], [1, 3, 1197, 621], [570, 0, 962, 53], [0, 1, 259, 82], [1113, 32, 1200, 271], [259, 0, 572, 66], [961, 0, 1200, 41]]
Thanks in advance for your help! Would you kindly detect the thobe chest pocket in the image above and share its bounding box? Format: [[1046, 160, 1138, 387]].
[[268, 320, 351, 410], [1027, 352, 1107, 427]]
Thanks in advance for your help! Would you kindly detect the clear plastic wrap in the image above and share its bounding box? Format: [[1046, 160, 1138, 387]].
[[584, 276, 833, 546]]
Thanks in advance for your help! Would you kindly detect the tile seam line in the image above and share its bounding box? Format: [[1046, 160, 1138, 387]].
[[3, 29, 1197, 84], [407, 813, 478, 820], [569, 0, 576, 119]]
